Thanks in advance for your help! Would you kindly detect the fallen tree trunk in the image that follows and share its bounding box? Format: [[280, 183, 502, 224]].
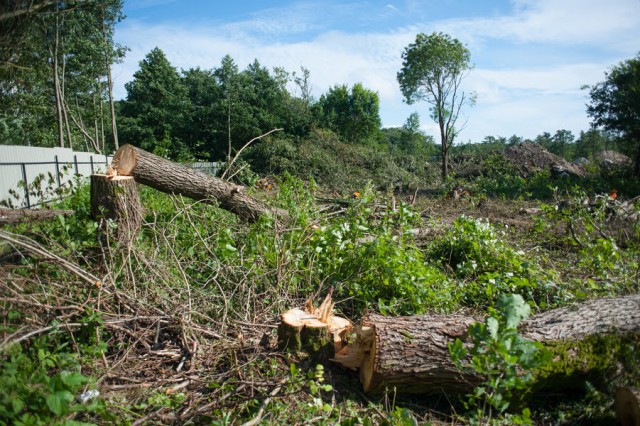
[[90, 174, 142, 245], [111, 144, 285, 223], [331, 294, 640, 395], [0, 208, 74, 226]]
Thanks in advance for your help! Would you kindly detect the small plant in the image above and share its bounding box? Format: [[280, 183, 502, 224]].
[[0, 340, 101, 425], [1, 168, 75, 208], [449, 294, 550, 425]]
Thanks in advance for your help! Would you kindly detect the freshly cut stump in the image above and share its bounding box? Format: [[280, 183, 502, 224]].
[[616, 387, 640, 426], [90, 174, 142, 245], [278, 292, 352, 362]]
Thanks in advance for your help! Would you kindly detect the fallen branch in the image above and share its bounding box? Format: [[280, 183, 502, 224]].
[[240, 382, 283, 426], [221, 128, 283, 181], [0, 208, 74, 226], [0, 230, 104, 288], [615, 387, 640, 426]]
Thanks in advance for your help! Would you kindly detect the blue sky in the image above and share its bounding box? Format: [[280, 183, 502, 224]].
[[113, 0, 640, 143]]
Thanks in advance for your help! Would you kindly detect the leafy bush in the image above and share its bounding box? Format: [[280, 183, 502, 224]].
[[0, 340, 101, 425], [243, 128, 432, 191], [428, 216, 558, 309]]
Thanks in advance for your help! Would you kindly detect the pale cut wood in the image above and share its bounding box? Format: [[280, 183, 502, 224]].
[[332, 293, 640, 395], [112, 144, 285, 223], [278, 292, 352, 361]]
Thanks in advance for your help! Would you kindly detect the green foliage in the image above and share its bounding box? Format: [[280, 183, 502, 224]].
[[0, 340, 100, 426], [1, 168, 76, 209], [316, 83, 382, 144], [308, 199, 453, 315], [586, 53, 640, 174], [1, 0, 125, 151], [243, 128, 433, 191], [428, 216, 557, 309], [449, 294, 550, 425], [120, 47, 188, 158], [475, 155, 560, 199]]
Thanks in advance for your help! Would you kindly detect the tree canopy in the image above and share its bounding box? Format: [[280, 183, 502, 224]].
[[397, 32, 474, 178], [316, 83, 382, 145], [586, 53, 640, 174]]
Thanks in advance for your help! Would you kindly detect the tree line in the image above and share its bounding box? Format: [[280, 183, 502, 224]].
[[1, 2, 638, 177]]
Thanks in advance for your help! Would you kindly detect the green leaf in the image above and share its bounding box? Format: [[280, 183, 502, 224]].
[[499, 294, 530, 329], [61, 371, 88, 387], [487, 316, 499, 340], [46, 390, 73, 415]]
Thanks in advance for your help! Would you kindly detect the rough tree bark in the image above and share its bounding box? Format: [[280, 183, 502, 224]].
[[0, 208, 74, 226], [111, 144, 285, 223], [90, 174, 142, 245], [331, 294, 640, 395]]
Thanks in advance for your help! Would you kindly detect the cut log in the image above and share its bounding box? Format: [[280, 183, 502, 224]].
[[278, 292, 352, 362], [112, 144, 285, 223], [0, 208, 74, 226], [616, 387, 640, 426], [90, 174, 142, 245], [332, 293, 640, 395]]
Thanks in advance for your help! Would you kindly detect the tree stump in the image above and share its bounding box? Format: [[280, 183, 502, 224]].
[[616, 387, 640, 426], [90, 174, 142, 245], [332, 294, 640, 395], [278, 292, 352, 362], [111, 144, 286, 223]]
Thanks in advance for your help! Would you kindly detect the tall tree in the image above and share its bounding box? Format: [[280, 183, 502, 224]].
[[585, 54, 640, 174], [575, 129, 607, 160], [397, 32, 475, 178], [0, 0, 125, 151], [317, 83, 381, 144], [120, 47, 187, 158]]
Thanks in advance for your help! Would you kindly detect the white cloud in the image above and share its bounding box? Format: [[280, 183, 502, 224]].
[[112, 0, 640, 143]]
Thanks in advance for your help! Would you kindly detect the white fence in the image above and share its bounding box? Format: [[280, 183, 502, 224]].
[[0, 145, 224, 208], [0, 145, 112, 208]]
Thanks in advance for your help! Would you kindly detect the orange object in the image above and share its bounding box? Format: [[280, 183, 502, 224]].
[[609, 189, 618, 200], [353, 191, 361, 199]]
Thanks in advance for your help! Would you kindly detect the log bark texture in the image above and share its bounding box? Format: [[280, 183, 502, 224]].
[[90, 174, 142, 245], [0, 208, 74, 226], [334, 294, 640, 395], [112, 144, 284, 223]]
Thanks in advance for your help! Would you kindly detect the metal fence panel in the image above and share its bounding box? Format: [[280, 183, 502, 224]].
[[0, 145, 112, 208], [0, 145, 224, 208]]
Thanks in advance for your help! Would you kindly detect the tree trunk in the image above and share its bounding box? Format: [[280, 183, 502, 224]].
[[90, 174, 142, 245], [0, 208, 74, 226], [105, 54, 118, 150], [52, 15, 64, 148], [615, 387, 640, 426], [111, 144, 286, 223], [332, 294, 640, 395]]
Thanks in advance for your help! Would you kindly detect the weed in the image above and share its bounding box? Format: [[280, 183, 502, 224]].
[[449, 294, 551, 425]]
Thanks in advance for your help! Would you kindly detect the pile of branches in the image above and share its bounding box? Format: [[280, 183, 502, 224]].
[[0, 224, 308, 424]]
